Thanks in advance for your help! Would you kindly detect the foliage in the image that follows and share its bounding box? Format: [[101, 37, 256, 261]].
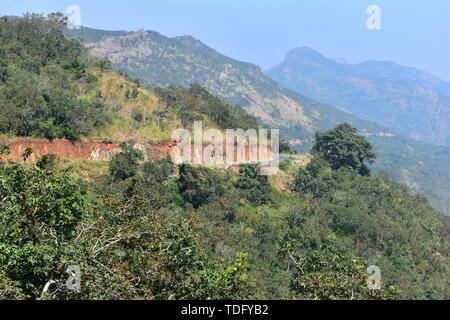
[[109, 141, 143, 181], [177, 164, 232, 208], [1, 139, 449, 300], [290, 155, 449, 299], [0, 14, 448, 300], [0, 14, 108, 140], [0, 160, 88, 298], [312, 123, 376, 175], [291, 157, 330, 197], [235, 164, 273, 205], [0, 159, 253, 300], [155, 84, 259, 130], [143, 157, 175, 184], [279, 137, 293, 154], [290, 244, 400, 300], [66, 22, 450, 216]]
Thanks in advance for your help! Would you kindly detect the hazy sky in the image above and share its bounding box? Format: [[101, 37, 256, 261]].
[[3, 0, 450, 81]]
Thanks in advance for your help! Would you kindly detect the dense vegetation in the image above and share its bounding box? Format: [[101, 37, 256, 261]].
[[289, 127, 449, 299], [0, 13, 110, 140], [0, 14, 261, 144], [154, 84, 259, 131], [66, 22, 450, 216], [1, 122, 449, 299], [0, 14, 448, 300], [0, 151, 252, 299]]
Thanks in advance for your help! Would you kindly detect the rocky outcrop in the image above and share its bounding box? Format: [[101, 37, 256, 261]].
[[0, 138, 177, 162], [0, 138, 274, 164]]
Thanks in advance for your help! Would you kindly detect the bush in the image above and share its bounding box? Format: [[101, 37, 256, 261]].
[[235, 164, 273, 205], [312, 123, 376, 175], [109, 141, 143, 181], [143, 157, 175, 183]]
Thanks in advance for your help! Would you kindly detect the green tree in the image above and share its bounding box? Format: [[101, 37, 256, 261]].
[[291, 157, 330, 197], [0, 13, 108, 140], [289, 244, 400, 300], [177, 164, 230, 208], [279, 137, 292, 154], [143, 157, 175, 183], [0, 160, 88, 299], [235, 164, 273, 205], [109, 141, 143, 181], [312, 123, 376, 175]]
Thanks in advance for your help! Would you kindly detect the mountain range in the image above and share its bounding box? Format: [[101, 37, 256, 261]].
[[65, 26, 450, 215], [266, 47, 450, 147]]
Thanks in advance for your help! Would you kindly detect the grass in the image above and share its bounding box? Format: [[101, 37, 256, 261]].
[[58, 158, 109, 180]]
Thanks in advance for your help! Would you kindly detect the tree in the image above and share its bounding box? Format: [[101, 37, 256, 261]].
[[177, 164, 230, 208], [154, 84, 259, 130], [143, 157, 174, 183], [235, 164, 273, 205], [0, 159, 254, 300], [0, 14, 108, 140], [0, 160, 88, 298], [289, 244, 400, 300], [311, 123, 376, 175], [279, 137, 293, 154], [109, 141, 143, 181], [291, 157, 329, 197]]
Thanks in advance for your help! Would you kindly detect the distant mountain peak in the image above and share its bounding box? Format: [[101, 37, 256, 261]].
[[267, 47, 450, 147], [284, 47, 334, 65], [173, 34, 199, 42], [288, 46, 320, 55]]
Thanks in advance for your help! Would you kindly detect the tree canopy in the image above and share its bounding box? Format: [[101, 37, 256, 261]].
[[0, 13, 108, 140], [312, 123, 376, 175]]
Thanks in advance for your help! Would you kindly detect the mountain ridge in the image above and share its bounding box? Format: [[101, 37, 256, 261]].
[[66, 27, 392, 135], [0, 13, 449, 300], [65, 26, 450, 215], [267, 47, 450, 146]]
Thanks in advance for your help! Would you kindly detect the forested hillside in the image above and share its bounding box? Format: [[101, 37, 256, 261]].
[[65, 25, 450, 216], [0, 14, 449, 300], [0, 14, 257, 144], [66, 26, 388, 138]]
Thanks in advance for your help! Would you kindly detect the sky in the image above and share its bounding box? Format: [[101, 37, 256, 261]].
[[3, 0, 450, 81]]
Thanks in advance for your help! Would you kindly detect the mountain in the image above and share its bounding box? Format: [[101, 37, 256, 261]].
[[65, 27, 450, 216], [66, 27, 388, 139], [266, 47, 450, 147], [1, 13, 449, 301]]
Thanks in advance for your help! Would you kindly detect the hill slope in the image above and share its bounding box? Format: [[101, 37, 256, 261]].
[[0, 14, 449, 300], [65, 27, 450, 215], [66, 27, 387, 138], [266, 47, 450, 147]]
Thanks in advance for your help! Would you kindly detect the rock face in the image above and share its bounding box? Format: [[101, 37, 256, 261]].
[[0, 138, 274, 164], [169, 142, 274, 165], [0, 139, 176, 162]]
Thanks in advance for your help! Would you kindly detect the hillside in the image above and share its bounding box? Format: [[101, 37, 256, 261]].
[[0, 13, 449, 301], [0, 17, 262, 143], [66, 27, 387, 138], [266, 47, 450, 147], [65, 27, 450, 216]]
